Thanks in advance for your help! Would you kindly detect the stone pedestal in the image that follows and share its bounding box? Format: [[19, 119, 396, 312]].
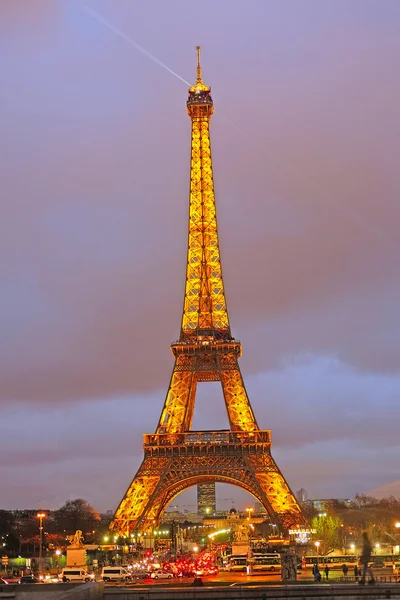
[[231, 541, 249, 555], [66, 547, 87, 567]]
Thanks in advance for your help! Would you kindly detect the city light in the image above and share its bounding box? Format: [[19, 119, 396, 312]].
[[208, 529, 231, 539], [246, 507, 254, 520]]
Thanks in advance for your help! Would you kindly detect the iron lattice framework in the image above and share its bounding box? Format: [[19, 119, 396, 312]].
[[111, 47, 306, 535]]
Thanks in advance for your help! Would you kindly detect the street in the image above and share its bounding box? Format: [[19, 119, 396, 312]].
[[105, 567, 397, 587]]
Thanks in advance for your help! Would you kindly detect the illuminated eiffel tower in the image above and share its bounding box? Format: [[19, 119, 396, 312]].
[[111, 48, 305, 535]]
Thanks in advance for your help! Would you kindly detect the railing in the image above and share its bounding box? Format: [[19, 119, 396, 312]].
[[143, 430, 271, 447]]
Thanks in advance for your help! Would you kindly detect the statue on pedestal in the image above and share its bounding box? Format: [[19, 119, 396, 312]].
[[66, 530, 87, 567], [233, 522, 249, 542], [66, 530, 84, 547]]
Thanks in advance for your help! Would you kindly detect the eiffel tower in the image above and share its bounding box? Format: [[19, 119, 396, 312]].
[[111, 48, 305, 535]]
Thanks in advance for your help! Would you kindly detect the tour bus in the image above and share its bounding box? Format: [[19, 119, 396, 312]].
[[226, 555, 247, 572], [304, 555, 358, 569], [305, 554, 398, 570], [251, 553, 282, 572], [226, 553, 282, 572], [370, 555, 400, 568]]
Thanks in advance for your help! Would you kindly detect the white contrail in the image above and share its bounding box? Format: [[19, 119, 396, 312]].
[[81, 4, 190, 86]]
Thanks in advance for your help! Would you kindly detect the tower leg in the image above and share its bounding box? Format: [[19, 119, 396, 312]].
[[220, 363, 258, 432], [157, 359, 197, 435]]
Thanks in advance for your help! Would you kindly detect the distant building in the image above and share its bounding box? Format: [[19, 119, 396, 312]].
[[253, 501, 267, 515], [197, 483, 216, 515], [303, 498, 352, 512], [11, 509, 51, 520], [296, 488, 308, 503], [161, 509, 202, 524]]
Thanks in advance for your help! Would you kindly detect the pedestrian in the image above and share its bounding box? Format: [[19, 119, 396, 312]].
[[312, 563, 321, 582], [342, 564, 349, 577], [359, 532, 375, 585], [325, 565, 330, 580], [354, 564, 358, 579]]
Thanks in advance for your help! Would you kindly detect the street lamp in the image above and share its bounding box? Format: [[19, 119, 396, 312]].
[[36, 513, 46, 575], [395, 523, 400, 556], [315, 541, 320, 566], [246, 508, 253, 521]]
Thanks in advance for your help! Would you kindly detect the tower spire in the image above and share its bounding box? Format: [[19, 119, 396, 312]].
[[196, 45, 202, 84], [189, 45, 210, 93]]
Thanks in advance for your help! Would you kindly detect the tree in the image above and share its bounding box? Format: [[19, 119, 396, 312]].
[[352, 494, 378, 509], [311, 514, 343, 556], [0, 510, 15, 536], [52, 499, 100, 535]]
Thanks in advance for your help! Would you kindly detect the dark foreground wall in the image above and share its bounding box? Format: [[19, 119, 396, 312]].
[[0, 581, 104, 600], [104, 583, 400, 600]]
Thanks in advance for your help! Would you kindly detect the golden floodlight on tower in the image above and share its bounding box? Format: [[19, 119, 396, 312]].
[[110, 48, 306, 536]]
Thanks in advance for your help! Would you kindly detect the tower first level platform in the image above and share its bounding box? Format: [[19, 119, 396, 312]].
[[110, 47, 306, 535]]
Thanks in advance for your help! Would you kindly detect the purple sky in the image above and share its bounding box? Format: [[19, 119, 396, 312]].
[[1, 0, 400, 513]]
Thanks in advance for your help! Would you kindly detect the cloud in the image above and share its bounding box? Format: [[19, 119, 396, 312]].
[[1, 354, 399, 510]]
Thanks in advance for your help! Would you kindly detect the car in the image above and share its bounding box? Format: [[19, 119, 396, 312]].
[[150, 570, 173, 579], [61, 568, 94, 583], [0, 578, 8, 584], [132, 571, 150, 579], [101, 567, 132, 582], [18, 575, 41, 584], [207, 567, 219, 575], [43, 575, 61, 584]]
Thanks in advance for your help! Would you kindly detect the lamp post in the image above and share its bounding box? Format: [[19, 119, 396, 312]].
[[395, 522, 400, 556], [315, 541, 320, 567], [36, 513, 46, 575], [246, 508, 253, 544], [246, 507, 253, 521], [55, 549, 61, 568]]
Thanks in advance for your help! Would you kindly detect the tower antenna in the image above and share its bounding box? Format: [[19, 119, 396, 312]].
[[196, 45, 202, 84]]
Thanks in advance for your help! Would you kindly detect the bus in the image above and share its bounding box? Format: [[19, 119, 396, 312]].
[[226, 555, 247, 572], [370, 555, 400, 568], [304, 554, 399, 570], [251, 554, 281, 572], [226, 553, 282, 572], [304, 555, 357, 569]]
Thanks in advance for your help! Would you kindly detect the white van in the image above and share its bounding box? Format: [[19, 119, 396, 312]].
[[61, 568, 94, 582], [101, 567, 132, 582]]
